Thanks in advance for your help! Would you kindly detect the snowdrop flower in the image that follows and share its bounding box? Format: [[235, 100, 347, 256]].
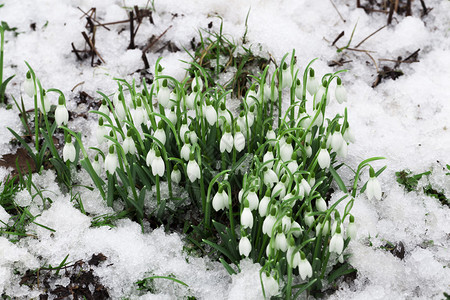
[[337, 140, 348, 158], [154, 121, 166, 145], [316, 219, 330, 236], [366, 167, 382, 200], [246, 106, 255, 127], [218, 103, 231, 127], [281, 212, 292, 233], [92, 155, 102, 176], [96, 118, 109, 144], [275, 227, 288, 252], [286, 239, 300, 268], [263, 147, 275, 169], [187, 153, 201, 182], [115, 100, 126, 121], [312, 109, 324, 127], [298, 252, 313, 280], [246, 85, 258, 108], [23, 71, 35, 98], [347, 215, 357, 239], [266, 126, 276, 146], [300, 177, 311, 196], [263, 167, 278, 187], [157, 79, 170, 108], [204, 99, 217, 126], [168, 90, 177, 109], [262, 272, 279, 298], [180, 122, 189, 141], [315, 197, 327, 212], [241, 201, 253, 229], [262, 208, 277, 236], [191, 75, 203, 92], [318, 145, 331, 169], [335, 77, 347, 104], [236, 112, 247, 134], [246, 190, 259, 211], [171, 165, 181, 184], [287, 152, 299, 175], [305, 143, 313, 158], [291, 221, 302, 238], [258, 189, 271, 217], [306, 68, 320, 95], [281, 63, 293, 89], [189, 127, 198, 144], [272, 176, 287, 199], [132, 99, 146, 127], [113, 91, 120, 107], [63, 135, 76, 162], [315, 82, 330, 104], [212, 185, 228, 211], [146, 148, 156, 167], [329, 225, 344, 255], [185, 89, 197, 110], [122, 131, 136, 155], [38, 90, 51, 114], [257, 83, 271, 103], [55, 96, 69, 126], [280, 137, 293, 162], [151, 149, 165, 177], [343, 126, 356, 144], [220, 126, 233, 153], [167, 106, 177, 125], [239, 235, 252, 257], [105, 146, 118, 174], [234, 126, 245, 152], [330, 128, 345, 154], [98, 99, 109, 117], [309, 173, 316, 187], [295, 78, 303, 99], [304, 209, 314, 227], [180, 141, 191, 161]]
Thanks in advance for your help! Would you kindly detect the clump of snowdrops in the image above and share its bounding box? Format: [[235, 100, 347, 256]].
[[18, 51, 385, 298]]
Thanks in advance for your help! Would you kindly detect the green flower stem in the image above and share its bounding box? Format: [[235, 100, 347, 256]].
[[225, 182, 236, 242], [24, 63, 40, 151], [155, 174, 161, 205], [0, 26, 3, 102], [204, 169, 230, 230]]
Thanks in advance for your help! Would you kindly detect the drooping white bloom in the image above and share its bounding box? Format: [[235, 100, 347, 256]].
[[146, 148, 156, 167], [329, 227, 344, 255], [122, 134, 136, 155], [263, 167, 278, 187], [280, 138, 294, 162], [157, 80, 171, 108], [262, 211, 277, 236], [262, 273, 279, 298], [287, 159, 298, 175], [189, 130, 198, 145], [331, 131, 345, 153], [335, 78, 347, 104], [185, 91, 197, 110], [306, 69, 320, 95], [191, 76, 203, 92], [318, 147, 331, 169], [151, 151, 165, 177], [281, 215, 292, 233], [234, 129, 245, 152], [295, 78, 303, 99], [337, 140, 348, 158], [305, 144, 313, 157], [281, 63, 293, 89], [154, 124, 166, 145], [263, 150, 275, 169], [96, 119, 108, 144], [180, 143, 191, 161], [272, 181, 286, 199], [115, 102, 126, 121], [171, 165, 181, 184], [212, 187, 228, 211], [246, 191, 259, 211], [187, 155, 201, 182], [300, 178, 311, 196], [218, 104, 231, 127], [204, 103, 217, 126], [92, 155, 102, 176], [258, 191, 271, 217], [304, 210, 314, 227], [63, 137, 76, 163], [343, 126, 356, 144], [55, 101, 69, 126], [298, 253, 313, 280], [275, 229, 288, 252], [220, 127, 234, 153], [266, 128, 276, 146], [315, 84, 331, 104], [23, 72, 35, 98], [246, 109, 255, 128], [180, 123, 189, 141], [38, 91, 51, 114], [239, 236, 252, 257], [366, 175, 382, 200], [98, 100, 110, 117], [167, 107, 177, 125], [347, 215, 357, 239], [315, 197, 327, 212], [291, 221, 302, 238], [246, 86, 258, 108], [105, 146, 118, 174], [287, 246, 301, 268], [312, 109, 324, 127], [241, 206, 253, 229]]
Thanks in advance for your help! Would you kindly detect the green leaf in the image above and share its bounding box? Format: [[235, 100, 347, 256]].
[[220, 258, 237, 275], [327, 263, 356, 283]]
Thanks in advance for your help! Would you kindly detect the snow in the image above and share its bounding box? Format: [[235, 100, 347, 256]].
[[0, 0, 449, 299]]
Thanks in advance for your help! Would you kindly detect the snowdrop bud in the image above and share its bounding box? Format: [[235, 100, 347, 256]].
[[63, 135, 76, 162], [185, 90, 197, 110], [157, 79, 170, 108], [318, 144, 331, 169], [239, 235, 252, 257], [113, 91, 120, 107], [92, 155, 101, 176], [262, 208, 277, 236], [247, 190, 259, 211], [238, 189, 244, 203], [167, 106, 177, 125], [315, 197, 327, 212], [335, 77, 347, 104], [309, 173, 316, 187], [115, 99, 126, 121], [266, 126, 276, 146], [187, 153, 201, 182], [171, 165, 181, 184], [295, 78, 303, 99], [281, 63, 293, 89], [180, 122, 189, 142], [151, 149, 165, 177], [133, 100, 146, 127], [270, 82, 278, 103], [246, 85, 257, 108], [366, 167, 382, 200], [96, 118, 108, 144], [105, 145, 118, 174], [220, 126, 234, 153], [263, 147, 275, 169], [304, 210, 314, 227], [213, 185, 226, 211], [189, 128, 198, 145], [234, 126, 246, 152], [329, 226, 344, 255], [146, 148, 156, 167], [343, 126, 356, 144], [99, 99, 110, 117], [305, 144, 313, 157], [241, 201, 253, 229], [246, 107, 255, 127], [291, 221, 302, 238], [191, 76, 203, 92], [331, 128, 345, 153], [306, 68, 319, 95], [55, 96, 69, 126], [275, 227, 288, 252], [204, 102, 217, 126], [154, 121, 166, 145], [259, 189, 271, 217], [280, 137, 294, 162], [123, 131, 136, 155], [23, 71, 35, 98], [298, 252, 313, 280], [180, 142, 191, 161], [347, 215, 357, 239], [263, 167, 278, 187]]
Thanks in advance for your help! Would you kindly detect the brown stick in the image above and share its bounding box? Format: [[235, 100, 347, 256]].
[[77, 7, 110, 31], [355, 25, 386, 49], [387, 1, 395, 25], [406, 0, 412, 16], [128, 11, 135, 49], [329, 0, 346, 23], [71, 43, 83, 60], [403, 48, 420, 62], [81, 31, 105, 65], [331, 31, 345, 46], [142, 25, 173, 53]]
